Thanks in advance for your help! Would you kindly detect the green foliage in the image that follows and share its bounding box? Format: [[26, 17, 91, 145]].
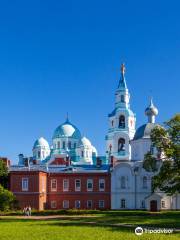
[[0, 159, 8, 188], [144, 114, 180, 195], [0, 185, 16, 211], [143, 152, 157, 172]]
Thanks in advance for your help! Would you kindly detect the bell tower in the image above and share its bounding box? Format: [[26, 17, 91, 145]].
[[105, 63, 136, 161]]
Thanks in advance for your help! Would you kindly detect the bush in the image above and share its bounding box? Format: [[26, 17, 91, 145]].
[[0, 184, 17, 211]]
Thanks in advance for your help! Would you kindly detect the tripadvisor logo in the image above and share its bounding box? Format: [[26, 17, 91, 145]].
[[135, 227, 143, 236]]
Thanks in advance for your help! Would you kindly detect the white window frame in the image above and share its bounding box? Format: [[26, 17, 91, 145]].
[[63, 200, 69, 209], [99, 179, 105, 191], [87, 200, 93, 209], [51, 179, 57, 192], [75, 179, 81, 191], [22, 178, 29, 191], [63, 179, 69, 192], [99, 200, 105, 208], [87, 179, 93, 191], [51, 201, 57, 209], [75, 200, 81, 209]]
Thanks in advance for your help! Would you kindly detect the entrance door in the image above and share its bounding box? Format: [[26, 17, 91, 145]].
[[150, 200, 157, 212]]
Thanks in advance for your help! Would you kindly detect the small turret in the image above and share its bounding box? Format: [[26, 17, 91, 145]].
[[145, 98, 158, 123]]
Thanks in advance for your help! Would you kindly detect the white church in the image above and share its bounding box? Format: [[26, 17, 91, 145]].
[[106, 64, 180, 211]]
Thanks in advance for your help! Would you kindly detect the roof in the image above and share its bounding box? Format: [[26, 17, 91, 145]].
[[108, 108, 135, 117], [53, 119, 81, 139], [10, 164, 110, 173], [133, 123, 158, 140], [33, 137, 49, 149]]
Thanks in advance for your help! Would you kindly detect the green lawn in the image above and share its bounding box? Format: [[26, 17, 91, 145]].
[[0, 211, 179, 240]]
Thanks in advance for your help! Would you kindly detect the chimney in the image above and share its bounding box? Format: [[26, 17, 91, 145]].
[[24, 158, 29, 167], [96, 157, 102, 167], [66, 156, 70, 166], [18, 154, 24, 165]]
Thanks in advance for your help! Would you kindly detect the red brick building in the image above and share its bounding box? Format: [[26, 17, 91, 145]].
[[10, 162, 111, 210]]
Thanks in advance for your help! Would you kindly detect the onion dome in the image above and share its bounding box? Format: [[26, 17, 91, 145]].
[[53, 118, 81, 139], [33, 137, 49, 149], [145, 98, 158, 123]]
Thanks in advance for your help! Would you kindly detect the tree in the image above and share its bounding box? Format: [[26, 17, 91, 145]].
[[143, 114, 180, 195], [0, 185, 16, 211], [0, 159, 8, 188]]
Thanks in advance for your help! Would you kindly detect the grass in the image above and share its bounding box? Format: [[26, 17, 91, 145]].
[[0, 211, 179, 240]]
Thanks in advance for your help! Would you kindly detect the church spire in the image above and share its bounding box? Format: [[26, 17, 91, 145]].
[[118, 63, 127, 89]]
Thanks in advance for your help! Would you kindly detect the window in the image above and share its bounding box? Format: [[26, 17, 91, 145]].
[[141, 200, 145, 208], [51, 179, 57, 191], [119, 115, 125, 128], [51, 201, 57, 209], [99, 179, 105, 191], [121, 199, 126, 208], [57, 141, 60, 149], [75, 200, 81, 209], [63, 200, 69, 209], [121, 176, 126, 189], [74, 143, 77, 148], [63, 179, 69, 192], [118, 138, 125, 152], [99, 200, 105, 208], [63, 141, 65, 149], [87, 200, 93, 209], [75, 179, 81, 191], [161, 201, 166, 208], [87, 179, 93, 191], [68, 141, 71, 149], [121, 95, 125, 103], [111, 120, 114, 127], [81, 151, 84, 158], [22, 178, 28, 191], [143, 176, 148, 189], [38, 151, 41, 158], [86, 151, 88, 158]]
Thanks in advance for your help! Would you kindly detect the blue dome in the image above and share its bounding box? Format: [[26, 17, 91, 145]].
[[133, 123, 158, 140], [53, 119, 81, 139]]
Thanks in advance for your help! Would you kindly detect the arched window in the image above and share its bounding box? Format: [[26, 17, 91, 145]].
[[38, 151, 41, 158], [121, 95, 125, 103], [118, 138, 125, 152], [81, 151, 84, 158], [119, 115, 125, 128], [121, 176, 126, 189], [143, 176, 148, 189], [63, 142, 65, 149], [121, 199, 126, 208], [57, 141, 60, 149]]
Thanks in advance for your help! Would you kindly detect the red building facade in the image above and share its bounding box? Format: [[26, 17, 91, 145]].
[[10, 163, 111, 210]]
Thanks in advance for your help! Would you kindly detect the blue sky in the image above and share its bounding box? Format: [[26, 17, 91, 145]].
[[0, 0, 179, 163]]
